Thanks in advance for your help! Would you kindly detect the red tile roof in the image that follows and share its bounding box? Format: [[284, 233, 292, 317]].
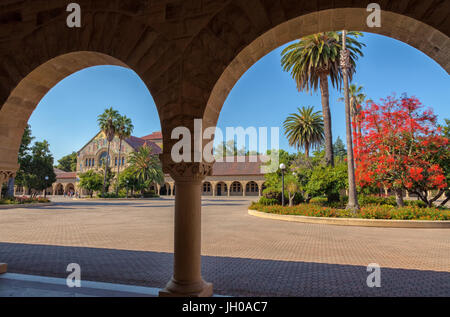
[[56, 172, 77, 180], [212, 156, 267, 176], [141, 131, 162, 141], [125, 136, 162, 155]]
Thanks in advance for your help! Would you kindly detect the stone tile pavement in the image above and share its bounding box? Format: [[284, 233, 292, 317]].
[[0, 198, 449, 296]]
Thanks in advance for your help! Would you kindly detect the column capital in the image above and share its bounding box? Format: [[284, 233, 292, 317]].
[[164, 162, 213, 183], [0, 170, 17, 184]]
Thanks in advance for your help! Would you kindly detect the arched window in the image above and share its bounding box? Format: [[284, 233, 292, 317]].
[[231, 182, 242, 192], [85, 158, 88, 166], [203, 182, 211, 193], [99, 152, 109, 166]]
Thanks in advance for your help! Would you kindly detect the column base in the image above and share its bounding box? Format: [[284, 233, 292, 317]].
[[0, 263, 7, 274], [159, 279, 213, 297]]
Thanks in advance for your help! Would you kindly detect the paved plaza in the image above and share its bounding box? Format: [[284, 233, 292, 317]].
[[0, 197, 449, 296]]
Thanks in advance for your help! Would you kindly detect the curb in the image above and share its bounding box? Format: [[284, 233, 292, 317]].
[[248, 209, 450, 228], [0, 203, 54, 210]]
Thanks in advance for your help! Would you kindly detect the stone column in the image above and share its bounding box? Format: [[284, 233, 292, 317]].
[[169, 183, 175, 196], [159, 162, 213, 297], [257, 181, 265, 197], [0, 170, 16, 199], [211, 182, 217, 197], [242, 181, 248, 197], [226, 182, 232, 197]]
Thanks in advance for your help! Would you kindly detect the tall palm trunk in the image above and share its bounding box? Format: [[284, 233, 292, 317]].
[[102, 141, 111, 194], [304, 141, 310, 159], [116, 139, 122, 195], [319, 73, 334, 167], [342, 30, 359, 212]]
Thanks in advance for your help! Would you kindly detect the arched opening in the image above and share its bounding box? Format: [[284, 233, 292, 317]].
[[216, 182, 228, 197], [65, 183, 75, 195], [202, 182, 213, 196], [245, 181, 259, 197], [54, 184, 64, 196], [230, 181, 243, 197], [160, 184, 170, 196]]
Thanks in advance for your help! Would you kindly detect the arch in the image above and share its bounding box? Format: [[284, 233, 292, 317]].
[[54, 183, 64, 196], [215, 182, 228, 197], [160, 183, 171, 196], [202, 181, 213, 196], [64, 183, 75, 195], [245, 181, 259, 197], [198, 7, 450, 130], [230, 181, 243, 196]]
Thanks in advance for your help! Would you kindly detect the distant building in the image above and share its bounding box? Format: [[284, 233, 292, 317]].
[[16, 132, 267, 197]]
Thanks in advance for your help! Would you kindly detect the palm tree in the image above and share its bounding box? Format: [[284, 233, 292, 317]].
[[127, 144, 164, 195], [283, 106, 324, 159], [97, 107, 120, 194], [340, 30, 361, 212], [338, 84, 366, 164], [115, 115, 134, 195], [281, 31, 365, 167]]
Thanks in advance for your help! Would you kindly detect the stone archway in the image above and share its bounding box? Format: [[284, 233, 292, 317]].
[[54, 184, 64, 196], [0, 1, 449, 298]]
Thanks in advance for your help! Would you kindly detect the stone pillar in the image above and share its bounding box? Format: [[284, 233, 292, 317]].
[[211, 182, 217, 197], [169, 183, 175, 196], [256, 181, 265, 197], [384, 187, 388, 196], [406, 190, 410, 199], [226, 182, 232, 197], [159, 162, 213, 297], [242, 181, 248, 197]]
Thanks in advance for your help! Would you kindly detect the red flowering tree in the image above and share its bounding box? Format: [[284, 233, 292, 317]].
[[354, 94, 448, 207]]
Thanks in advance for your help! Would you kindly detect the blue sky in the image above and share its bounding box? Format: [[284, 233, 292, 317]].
[[29, 32, 449, 161]]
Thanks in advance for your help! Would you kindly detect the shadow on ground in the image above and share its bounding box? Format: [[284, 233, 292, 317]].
[[0, 242, 448, 297]]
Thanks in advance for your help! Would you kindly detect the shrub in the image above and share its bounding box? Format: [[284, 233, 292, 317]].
[[258, 197, 278, 206], [249, 203, 449, 220]]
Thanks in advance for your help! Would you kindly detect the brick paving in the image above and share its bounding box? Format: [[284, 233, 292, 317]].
[[0, 198, 449, 296]]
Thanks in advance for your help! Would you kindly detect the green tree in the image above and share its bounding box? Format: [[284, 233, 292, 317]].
[[284, 174, 300, 206], [214, 140, 246, 159], [97, 107, 120, 194], [14, 124, 35, 191], [115, 115, 134, 195], [21, 141, 56, 196], [57, 152, 77, 172], [305, 163, 348, 203], [118, 167, 140, 197], [127, 144, 164, 195], [79, 170, 103, 198], [283, 106, 324, 159], [281, 31, 365, 167], [333, 137, 347, 162]]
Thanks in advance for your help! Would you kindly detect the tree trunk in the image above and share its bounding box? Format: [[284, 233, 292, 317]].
[[116, 139, 122, 195], [395, 188, 405, 207], [102, 141, 111, 194], [305, 142, 310, 159], [341, 31, 359, 213], [319, 73, 334, 167]]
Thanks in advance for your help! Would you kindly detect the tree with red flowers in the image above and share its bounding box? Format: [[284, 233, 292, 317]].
[[354, 94, 448, 207]]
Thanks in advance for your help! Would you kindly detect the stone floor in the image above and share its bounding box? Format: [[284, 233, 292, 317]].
[[0, 197, 449, 296]]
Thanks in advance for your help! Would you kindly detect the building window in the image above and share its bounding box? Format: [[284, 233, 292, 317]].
[[122, 157, 125, 166], [246, 182, 258, 193], [231, 182, 241, 192], [92, 159, 95, 166], [115, 157, 118, 166], [85, 158, 88, 166], [203, 182, 211, 193]]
